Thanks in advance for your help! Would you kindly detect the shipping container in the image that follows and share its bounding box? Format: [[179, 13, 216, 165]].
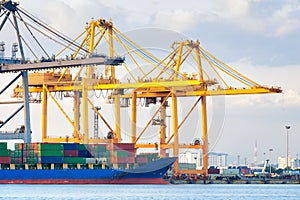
[[113, 150, 129, 158], [38, 143, 64, 151], [78, 150, 92, 157], [39, 156, 64, 164], [113, 143, 135, 150], [112, 157, 135, 164], [102, 151, 111, 157], [78, 144, 88, 151], [94, 145, 106, 152], [220, 168, 239, 175], [85, 158, 97, 164], [178, 163, 196, 170], [0, 142, 7, 150], [63, 150, 78, 157], [136, 157, 148, 163], [0, 156, 11, 164], [38, 150, 64, 157], [63, 157, 86, 164], [0, 150, 10, 156], [63, 143, 79, 150]]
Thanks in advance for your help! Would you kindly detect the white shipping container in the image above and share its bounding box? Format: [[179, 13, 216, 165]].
[[85, 158, 97, 164], [220, 168, 239, 175]]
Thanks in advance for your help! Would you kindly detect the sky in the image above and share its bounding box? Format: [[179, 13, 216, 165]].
[[0, 0, 300, 165]]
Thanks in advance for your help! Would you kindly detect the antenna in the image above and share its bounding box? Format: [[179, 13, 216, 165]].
[[254, 140, 257, 167], [0, 42, 5, 58]]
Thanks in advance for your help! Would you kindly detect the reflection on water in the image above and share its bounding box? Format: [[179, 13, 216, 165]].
[[0, 184, 299, 200]]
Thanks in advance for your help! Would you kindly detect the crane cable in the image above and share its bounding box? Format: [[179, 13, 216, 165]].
[[14, 10, 50, 59], [17, 7, 89, 54]]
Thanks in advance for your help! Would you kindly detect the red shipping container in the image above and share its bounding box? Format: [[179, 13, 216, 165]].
[[112, 157, 136, 164], [106, 143, 135, 151], [0, 156, 11, 164], [114, 143, 135, 150], [63, 150, 78, 157], [241, 168, 251, 174], [136, 157, 148, 163], [127, 157, 135, 163]]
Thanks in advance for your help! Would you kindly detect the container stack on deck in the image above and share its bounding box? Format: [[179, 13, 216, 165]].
[[136, 153, 159, 165], [0, 142, 11, 164], [106, 143, 135, 169], [0, 142, 162, 170]]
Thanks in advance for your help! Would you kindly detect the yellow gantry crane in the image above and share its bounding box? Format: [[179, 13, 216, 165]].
[[12, 18, 282, 176]]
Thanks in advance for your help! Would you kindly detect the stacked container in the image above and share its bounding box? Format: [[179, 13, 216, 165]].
[[1, 142, 161, 169], [136, 153, 159, 165], [0, 142, 11, 164], [110, 143, 135, 165], [38, 143, 64, 164], [13, 143, 23, 164], [89, 144, 109, 165]]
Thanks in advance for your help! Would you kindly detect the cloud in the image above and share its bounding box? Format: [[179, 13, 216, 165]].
[[223, 58, 300, 108], [271, 3, 300, 36], [153, 10, 200, 32], [224, 0, 251, 18], [201, 0, 300, 37]]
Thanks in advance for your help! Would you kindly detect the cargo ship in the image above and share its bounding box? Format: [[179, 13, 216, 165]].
[[0, 142, 176, 184]]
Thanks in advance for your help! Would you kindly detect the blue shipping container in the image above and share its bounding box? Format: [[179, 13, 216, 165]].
[[78, 150, 92, 158], [39, 156, 64, 164], [63, 143, 79, 150]]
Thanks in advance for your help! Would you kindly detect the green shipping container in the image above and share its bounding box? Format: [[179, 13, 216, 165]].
[[0, 150, 10, 156], [94, 145, 106, 152], [63, 157, 86, 164], [102, 151, 111, 157], [78, 144, 88, 151], [14, 150, 22, 157], [25, 157, 38, 164], [25, 143, 31, 150], [38, 150, 64, 157], [113, 150, 128, 158], [0, 142, 7, 150], [38, 143, 64, 151]]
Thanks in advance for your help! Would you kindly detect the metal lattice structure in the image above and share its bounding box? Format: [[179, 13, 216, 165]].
[[0, 1, 282, 176]]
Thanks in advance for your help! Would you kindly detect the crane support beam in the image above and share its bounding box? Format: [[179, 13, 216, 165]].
[[114, 94, 121, 142], [82, 78, 89, 144], [20, 83, 281, 96], [0, 132, 25, 140], [172, 91, 179, 174], [22, 71, 31, 143], [42, 137, 116, 144], [131, 91, 137, 143], [0, 56, 124, 73], [41, 85, 47, 141], [135, 143, 202, 149], [0, 100, 23, 104], [201, 96, 208, 177]]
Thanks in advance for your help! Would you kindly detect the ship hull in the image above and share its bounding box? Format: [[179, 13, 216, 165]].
[[0, 157, 176, 184], [0, 178, 167, 184]]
